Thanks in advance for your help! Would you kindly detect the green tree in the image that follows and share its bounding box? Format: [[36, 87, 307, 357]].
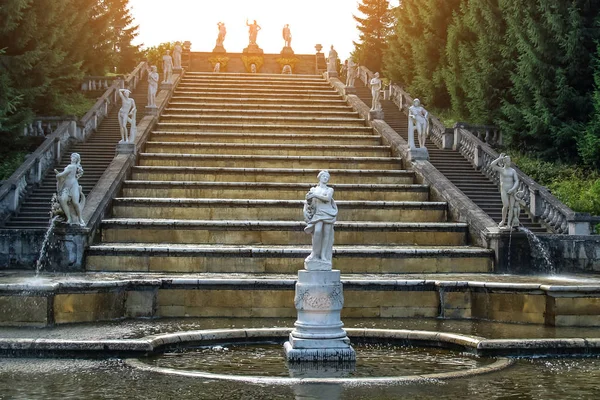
[[352, 0, 393, 73], [498, 0, 600, 161], [384, 0, 461, 108], [581, 43, 600, 168]]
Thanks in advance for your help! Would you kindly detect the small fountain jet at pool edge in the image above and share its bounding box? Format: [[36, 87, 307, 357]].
[[284, 170, 356, 362]]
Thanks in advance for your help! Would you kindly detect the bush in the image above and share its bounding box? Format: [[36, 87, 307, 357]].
[[54, 92, 96, 118], [0, 151, 28, 180]]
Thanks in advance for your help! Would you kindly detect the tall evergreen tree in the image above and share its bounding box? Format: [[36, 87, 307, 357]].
[[581, 43, 600, 168], [498, 0, 600, 160], [384, 0, 460, 108], [352, 0, 393, 73]]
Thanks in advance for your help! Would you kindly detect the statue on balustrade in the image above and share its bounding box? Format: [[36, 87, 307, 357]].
[[216, 22, 227, 48], [346, 59, 357, 87], [491, 153, 521, 229], [173, 42, 183, 69], [303, 170, 337, 269], [147, 66, 159, 107], [408, 99, 429, 148], [54, 153, 85, 226], [282, 24, 292, 47], [247, 19, 261, 45], [118, 89, 137, 143], [163, 50, 173, 83], [327, 45, 338, 73], [370, 72, 382, 111]]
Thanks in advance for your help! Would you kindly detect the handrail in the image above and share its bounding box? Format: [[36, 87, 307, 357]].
[[356, 65, 593, 235], [1, 61, 149, 226]]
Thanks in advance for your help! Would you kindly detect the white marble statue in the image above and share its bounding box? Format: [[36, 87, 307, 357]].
[[246, 19, 261, 45], [491, 153, 520, 229], [216, 22, 227, 46], [282, 24, 292, 47], [250, 63, 257, 73], [304, 170, 338, 266], [147, 66, 159, 107], [346, 59, 357, 87], [118, 88, 137, 143], [282, 64, 292, 74], [370, 72, 382, 111], [213, 62, 221, 73], [54, 153, 85, 226], [173, 42, 182, 69], [408, 98, 429, 148], [162, 50, 173, 83], [327, 45, 338, 72], [508, 190, 526, 229]]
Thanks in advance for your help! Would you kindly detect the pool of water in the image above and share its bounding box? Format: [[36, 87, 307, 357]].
[[0, 357, 599, 399], [142, 342, 493, 377]]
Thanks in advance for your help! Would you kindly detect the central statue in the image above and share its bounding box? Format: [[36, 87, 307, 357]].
[[246, 19, 261, 45], [303, 170, 337, 268]]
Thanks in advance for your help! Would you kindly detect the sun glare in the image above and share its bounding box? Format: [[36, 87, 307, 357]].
[[128, 0, 381, 59]]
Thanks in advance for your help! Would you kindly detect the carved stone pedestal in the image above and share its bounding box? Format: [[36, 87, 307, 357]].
[[281, 46, 294, 57], [160, 81, 173, 90], [145, 106, 158, 116], [344, 86, 356, 96], [408, 147, 430, 161], [369, 110, 384, 121], [116, 142, 136, 155], [173, 67, 183, 73], [213, 45, 226, 54], [327, 71, 338, 79], [284, 267, 355, 362]]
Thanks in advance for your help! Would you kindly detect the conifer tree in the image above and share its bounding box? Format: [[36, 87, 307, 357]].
[[498, 0, 600, 160], [581, 44, 600, 168], [352, 0, 392, 73]]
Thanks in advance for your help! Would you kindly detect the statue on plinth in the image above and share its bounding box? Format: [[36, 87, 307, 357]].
[[283, 24, 292, 47], [118, 88, 137, 143], [54, 153, 85, 226], [304, 170, 337, 269], [346, 59, 357, 87], [370, 72, 382, 111], [282, 64, 292, 74], [246, 19, 261, 45], [213, 62, 221, 72], [491, 153, 521, 229], [147, 66, 159, 107], [162, 50, 173, 83], [408, 98, 429, 148], [214, 22, 227, 52], [173, 42, 182, 69], [327, 45, 338, 73]]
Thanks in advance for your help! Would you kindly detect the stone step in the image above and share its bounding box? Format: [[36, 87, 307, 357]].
[[176, 85, 336, 94], [138, 153, 402, 170], [153, 122, 373, 135], [143, 142, 390, 157], [130, 166, 414, 184], [180, 77, 330, 85], [183, 72, 323, 81], [86, 244, 493, 274], [167, 102, 354, 112], [99, 219, 469, 246], [164, 108, 360, 119], [121, 181, 430, 202], [174, 90, 341, 101], [159, 114, 366, 127], [111, 198, 446, 222], [148, 131, 382, 146], [170, 96, 348, 106]]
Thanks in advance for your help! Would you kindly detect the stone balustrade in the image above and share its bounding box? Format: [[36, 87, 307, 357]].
[[80, 76, 121, 92], [356, 65, 593, 235], [0, 121, 75, 223]]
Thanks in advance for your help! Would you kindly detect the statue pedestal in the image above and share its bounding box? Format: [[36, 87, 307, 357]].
[[327, 70, 338, 79], [173, 67, 183, 73], [344, 86, 356, 96], [145, 106, 158, 116], [284, 268, 356, 362], [160, 81, 173, 90], [369, 110, 384, 121], [408, 147, 430, 161], [243, 44, 264, 55], [116, 142, 136, 155], [212, 45, 226, 54], [280, 46, 295, 57]]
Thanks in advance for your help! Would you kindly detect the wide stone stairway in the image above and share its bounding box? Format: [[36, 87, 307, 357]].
[[354, 83, 547, 233], [86, 72, 493, 274], [2, 82, 148, 230]]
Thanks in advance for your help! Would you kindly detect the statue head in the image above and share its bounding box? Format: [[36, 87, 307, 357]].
[[166, 50, 170, 55], [503, 155, 512, 167], [254, 20, 257, 24], [71, 153, 81, 164], [413, 99, 421, 107], [151, 66, 157, 72], [374, 72, 380, 78], [317, 170, 330, 184], [123, 89, 131, 98]]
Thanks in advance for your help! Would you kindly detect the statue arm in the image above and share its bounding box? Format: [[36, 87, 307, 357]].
[[490, 154, 503, 171], [311, 188, 334, 202]]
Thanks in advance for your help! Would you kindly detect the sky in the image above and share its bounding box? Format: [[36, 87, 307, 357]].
[[128, 0, 400, 60]]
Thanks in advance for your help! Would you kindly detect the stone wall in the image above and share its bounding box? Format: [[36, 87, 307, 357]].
[[187, 52, 318, 74]]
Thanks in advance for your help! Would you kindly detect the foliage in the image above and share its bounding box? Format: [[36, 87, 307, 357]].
[[581, 43, 600, 169], [54, 93, 97, 118], [384, 0, 461, 108], [144, 42, 176, 72], [0, 151, 28, 181], [352, 0, 393, 73]]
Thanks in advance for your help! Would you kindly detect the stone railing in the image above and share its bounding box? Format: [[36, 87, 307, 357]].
[[356, 65, 592, 235], [0, 121, 76, 223], [80, 76, 122, 92], [455, 127, 590, 235]]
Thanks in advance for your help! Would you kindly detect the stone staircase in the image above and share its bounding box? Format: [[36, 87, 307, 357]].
[[86, 72, 494, 274], [2, 82, 148, 230], [354, 83, 548, 234]]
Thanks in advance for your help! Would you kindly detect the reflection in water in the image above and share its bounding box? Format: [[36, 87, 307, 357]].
[[288, 362, 355, 400]]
